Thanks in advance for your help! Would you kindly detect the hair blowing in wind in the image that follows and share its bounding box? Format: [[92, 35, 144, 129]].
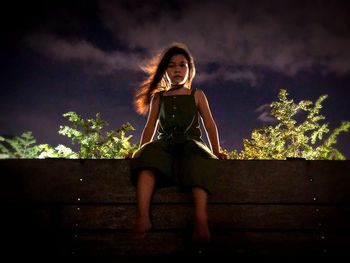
[[133, 43, 196, 115]]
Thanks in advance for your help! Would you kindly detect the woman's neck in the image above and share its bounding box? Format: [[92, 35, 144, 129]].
[[164, 85, 191, 96], [170, 84, 185, 91]]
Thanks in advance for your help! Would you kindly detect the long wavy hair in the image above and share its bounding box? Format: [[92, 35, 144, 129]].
[[134, 43, 196, 115]]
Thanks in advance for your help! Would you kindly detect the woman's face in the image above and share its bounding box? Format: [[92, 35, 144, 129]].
[[165, 54, 189, 86]]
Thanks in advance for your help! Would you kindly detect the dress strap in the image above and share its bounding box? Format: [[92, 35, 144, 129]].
[[191, 88, 197, 95], [158, 90, 165, 101]]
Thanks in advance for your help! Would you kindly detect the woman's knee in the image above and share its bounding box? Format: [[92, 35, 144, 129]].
[[139, 169, 156, 179], [137, 169, 157, 187]]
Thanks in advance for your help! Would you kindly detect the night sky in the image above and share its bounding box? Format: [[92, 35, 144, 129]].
[[1, 0, 350, 158]]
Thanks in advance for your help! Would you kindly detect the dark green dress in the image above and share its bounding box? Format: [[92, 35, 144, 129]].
[[130, 89, 219, 194]]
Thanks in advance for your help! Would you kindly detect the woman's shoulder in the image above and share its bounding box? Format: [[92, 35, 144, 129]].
[[152, 91, 164, 99], [193, 88, 207, 99], [150, 92, 161, 105], [193, 88, 207, 106]]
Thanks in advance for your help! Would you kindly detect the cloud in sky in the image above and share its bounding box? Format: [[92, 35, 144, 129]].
[[99, 0, 350, 77], [255, 103, 277, 123], [22, 0, 350, 87], [24, 32, 141, 75], [196, 68, 258, 86]]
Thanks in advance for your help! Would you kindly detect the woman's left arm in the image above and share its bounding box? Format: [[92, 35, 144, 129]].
[[196, 89, 227, 159]]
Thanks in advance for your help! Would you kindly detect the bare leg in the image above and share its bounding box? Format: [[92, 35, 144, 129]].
[[132, 169, 156, 238], [192, 187, 210, 243]]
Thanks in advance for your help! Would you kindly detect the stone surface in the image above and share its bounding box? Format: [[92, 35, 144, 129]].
[[0, 159, 349, 261]]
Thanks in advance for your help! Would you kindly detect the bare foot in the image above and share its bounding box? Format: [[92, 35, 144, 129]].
[[192, 220, 210, 243], [131, 218, 152, 239]]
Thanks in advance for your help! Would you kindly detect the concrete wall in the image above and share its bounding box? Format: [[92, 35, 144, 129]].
[[1, 159, 349, 262]]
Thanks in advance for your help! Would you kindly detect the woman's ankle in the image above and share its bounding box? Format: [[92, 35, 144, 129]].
[[192, 218, 210, 242]]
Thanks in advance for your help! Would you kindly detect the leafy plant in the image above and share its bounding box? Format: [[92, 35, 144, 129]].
[[0, 112, 138, 159], [56, 111, 138, 159], [37, 144, 78, 159], [226, 89, 350, 160], [0, 131, 42, 158]]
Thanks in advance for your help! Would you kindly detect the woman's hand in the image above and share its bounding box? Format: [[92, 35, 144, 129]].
[[125, 151, 134, 159], [214, 151, 228, 160]]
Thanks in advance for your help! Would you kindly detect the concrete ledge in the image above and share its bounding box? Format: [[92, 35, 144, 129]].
[[1, 159, 349, 261]]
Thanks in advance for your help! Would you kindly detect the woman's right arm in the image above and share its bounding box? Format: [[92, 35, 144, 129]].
[[138, 93, 160, 147]]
